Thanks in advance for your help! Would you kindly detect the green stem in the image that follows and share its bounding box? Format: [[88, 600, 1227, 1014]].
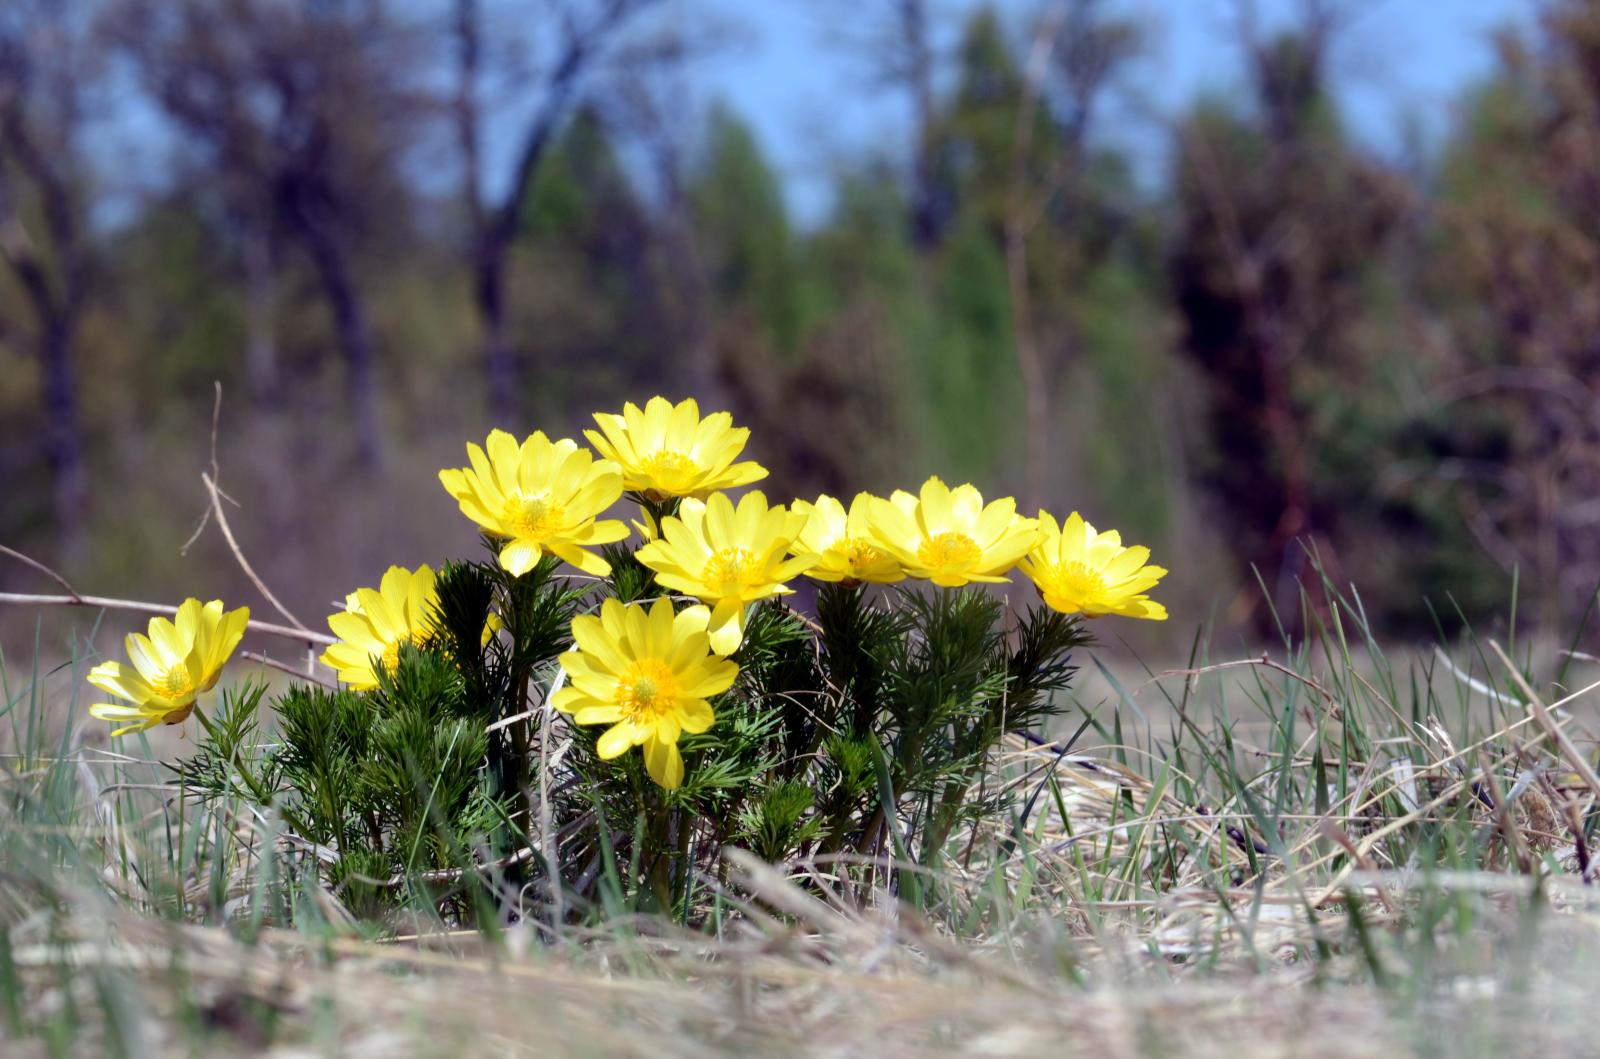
[[192, 706, 313, 838], [193, 708, 270, 804], [646, 799, 673, 912], [922, 780, 970, 867], [511, 668, 536, 832], [674, 809, 694, 913], [852, 804, 887, 857]]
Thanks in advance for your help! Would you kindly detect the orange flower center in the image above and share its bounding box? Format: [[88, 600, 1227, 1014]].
[[152, 663, 197, 702], [917, 532, 981, 570], [702, 546, 757, 595], [844, 538, 882, 572], [617, 659, 680, 723], [503, 494, 565, 539], [640, 450, 699, 494]]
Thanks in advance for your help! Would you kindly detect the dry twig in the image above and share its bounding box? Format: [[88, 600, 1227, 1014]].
[[0, 590, 333, 646]]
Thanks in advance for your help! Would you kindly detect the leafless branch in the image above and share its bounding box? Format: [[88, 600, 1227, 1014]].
[[0, 591, 333, 646], [199, 471, 313, 635], [0, 543, 80, 598], [240, 650, 336, 689]]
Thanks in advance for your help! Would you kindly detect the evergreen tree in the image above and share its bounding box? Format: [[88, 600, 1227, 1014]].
[[690, 105, 809, 359]]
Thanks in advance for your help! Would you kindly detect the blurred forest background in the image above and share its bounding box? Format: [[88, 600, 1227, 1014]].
[[1, 0, 1595, 657]]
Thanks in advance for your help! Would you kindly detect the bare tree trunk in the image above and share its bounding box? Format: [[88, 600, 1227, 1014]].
[[636, 94, 719, 400], [898, 0, 939, 249], [463, 0, 649, 422], [242, 223, 280, 406], [454, 0, 484, 236], [0, 129, 90, 545], [297, 213, 383, 468], [320, 252, 383, 470], [476, 249, 516, 423], [1005, 5, 1074, 513], [1005, 219, 1051, 513], [40, 310, 86, 534], [474, 72, 580, 425], [455, 0, 520, 423]]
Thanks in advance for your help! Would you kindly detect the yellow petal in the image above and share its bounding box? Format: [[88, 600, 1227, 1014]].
[[547, 541, 612, 578], [500, 539, 542, 577], [707, 599, 745, 656], [643, 735, 685, 789], [597, 721, 640, 759], [676, 698, 716, 734], [573, 703, 625, 725]]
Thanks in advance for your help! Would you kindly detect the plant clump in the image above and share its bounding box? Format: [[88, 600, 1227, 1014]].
[[88, 395, 1168, 925]]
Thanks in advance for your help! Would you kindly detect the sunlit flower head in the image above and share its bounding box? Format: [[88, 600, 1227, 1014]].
[[792, 492, 905, 586], [88, 599, 249, 736], [867, 477, 1039, 587], [1018, 511, 1168, 620], [634, 490, 814, 655], [585, 396, 767, 501], [321, 564, 445, 689], [554, 596, 738, 789], [439, 429, 628, 577]]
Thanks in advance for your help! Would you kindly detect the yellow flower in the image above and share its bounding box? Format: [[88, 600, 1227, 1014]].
[[584, 396, 767, 500], [553, 596, 738, 789], [867, 476, 1039, 587], [439, 429, 628, 577], [88, 599, 250, 736], [1018, 512, 1168, 620], [792, 492, 905, 586], [634, 490, 814, 655], [320, 564, 444, 689]]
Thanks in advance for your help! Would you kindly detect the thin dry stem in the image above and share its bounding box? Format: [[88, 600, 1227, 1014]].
[[1492, 639, 1600, 803], [0, 542, 81, 597], [1162, 654, 1340, 711], [0, 590, 333, 645], [240, 650, 337, 688], [200, 471, 313, 635]]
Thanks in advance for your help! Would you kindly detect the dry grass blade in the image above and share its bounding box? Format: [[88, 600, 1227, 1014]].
[[723, 847, 869, 943], [1491, 639, 1600, 803]]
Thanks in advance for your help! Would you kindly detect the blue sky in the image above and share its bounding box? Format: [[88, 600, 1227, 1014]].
[[686, 0, 1536, 224]]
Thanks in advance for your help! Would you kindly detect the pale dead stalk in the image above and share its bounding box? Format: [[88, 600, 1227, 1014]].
[[200, 470, 313, 635], [241, 650, 337, 688], [1491, 639, 1600, 803], [0, 590, 332, 646]]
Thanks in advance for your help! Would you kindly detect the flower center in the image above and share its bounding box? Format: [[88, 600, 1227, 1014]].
[[917, 531, 981, 570], [503, 494, 565, 539], [617, 659, 680, 723], [844, 538, 882, 572], [702, 546, 756, 594], [640, 450, 699, 492], [152, 663, 197, 702], [1052, 560, 1108, 601]]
